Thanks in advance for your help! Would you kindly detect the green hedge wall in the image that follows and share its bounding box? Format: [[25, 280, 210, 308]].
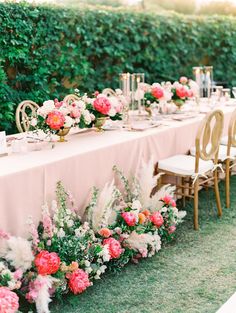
[[1, 3, 236, 133]]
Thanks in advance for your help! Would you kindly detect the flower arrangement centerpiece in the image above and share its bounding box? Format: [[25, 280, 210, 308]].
[[139, 83, 172, 115], [85, 91, 123, 131], [30, 97, 94, 141], [171, 76, 198, 109]]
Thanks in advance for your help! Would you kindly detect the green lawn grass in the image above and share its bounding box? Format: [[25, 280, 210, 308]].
[[50, 176, 236, 313]]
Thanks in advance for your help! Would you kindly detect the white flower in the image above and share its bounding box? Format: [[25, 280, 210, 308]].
[[83, 110, 92, 124], [30, 118, 37, 127], [76, 100, 86, 110], [67, 220, 74, 227], [85, 267, 93, 274], [99, 265, 107, 274], [5, 237, 34, 272], [64, 116, 73, 128], [59, 107, 70, 116], [108, 108, 116, 117], [8, 280, 16, 290], [98, 245, 111, 262], [43, 100, 55, 111], [84, 260, 90, 267], [178, 211, 187, 219], [57, 228, 65, 238], [131, 200, 142, 211], [161, 207, 168, 213]]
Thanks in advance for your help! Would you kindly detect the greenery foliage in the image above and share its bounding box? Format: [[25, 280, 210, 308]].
[[1, 2, 236, 133]]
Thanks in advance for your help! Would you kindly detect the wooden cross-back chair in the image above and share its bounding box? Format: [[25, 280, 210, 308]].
[[225, 108, 236, 208], [15, 100, 39, 133], [63, 94, 80, 104], [157, 110, 224, 230]]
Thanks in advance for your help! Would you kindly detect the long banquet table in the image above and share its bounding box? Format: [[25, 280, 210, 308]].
[[0, 105, 234, 236]]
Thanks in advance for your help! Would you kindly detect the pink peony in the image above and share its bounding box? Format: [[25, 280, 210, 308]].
[[121, 212, 137, 226], [93, 96, 111, 115], [70, 107, 81, 118], [168, 225, 176, 234], [150, 211, 164, 228], [162, 195, 176, 207], [176, 86, 187, 98], [103, 237, 123, 259], [35, 250, 60, 276], [0, 287, 19, 313], [179, 76, 188, 84], [67, 269, 91, 295], [151, 86, 164, 99], [46, 111, 65, 130]]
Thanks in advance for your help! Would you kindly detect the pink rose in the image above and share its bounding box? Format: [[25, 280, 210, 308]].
[[151, 86, 164, 99], [186, 89, 194, 98], [103, 237, 123, 259], [13, 269, 23, 280], [168, 225, 176, 234], [67, 269, 91, 295], [176, 86, 187, 98], [93, 96, 111, 115], [179, 76, 188, 84], [35, 250, 60, 276], [150, 211, 164, 228], [70, 107, 81, 118], [46, 111, 65, 130], [121, 212, 137, 226], [0, 287, 19, 313]]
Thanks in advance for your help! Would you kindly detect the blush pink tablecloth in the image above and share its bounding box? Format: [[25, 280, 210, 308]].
[[0, 106, 234, 236]]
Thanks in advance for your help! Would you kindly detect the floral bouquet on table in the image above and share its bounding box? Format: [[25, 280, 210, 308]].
[[139, 82, 172, 115], [171, 76, 198, 109], [30, 97, 94, 141], [84, 91, 123, 131]]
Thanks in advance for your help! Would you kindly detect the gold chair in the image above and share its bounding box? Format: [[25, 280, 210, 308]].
[[157, 110, 224, 230], [102, 88, 117, 97], [15, 100, 39, 133], [224, 109, 236, 208], [63, 94, 80, 104]]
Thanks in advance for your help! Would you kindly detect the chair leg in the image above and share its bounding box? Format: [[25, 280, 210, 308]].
[[182, 177, 186, 207], [225, 160, 230, 208], [214, 170, 222, 217], [194, 179, 199, 230]]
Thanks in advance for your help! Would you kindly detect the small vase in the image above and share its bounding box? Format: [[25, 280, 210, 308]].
[[173, 100, 184, 110], [145, 107, 152, 117], [94, 117, 107, 132], [56, 127, 70, 142]]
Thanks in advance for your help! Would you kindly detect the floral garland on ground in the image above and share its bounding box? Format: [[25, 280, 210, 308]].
[[0, 159, 186, 313]]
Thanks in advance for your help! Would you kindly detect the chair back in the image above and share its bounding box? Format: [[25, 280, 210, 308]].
[[63, 94, 80, 104], [102, 88, 117, 97], [195, 110, 224, 169], [15, 100, 39, 133], [227, 108, 236, 149]]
